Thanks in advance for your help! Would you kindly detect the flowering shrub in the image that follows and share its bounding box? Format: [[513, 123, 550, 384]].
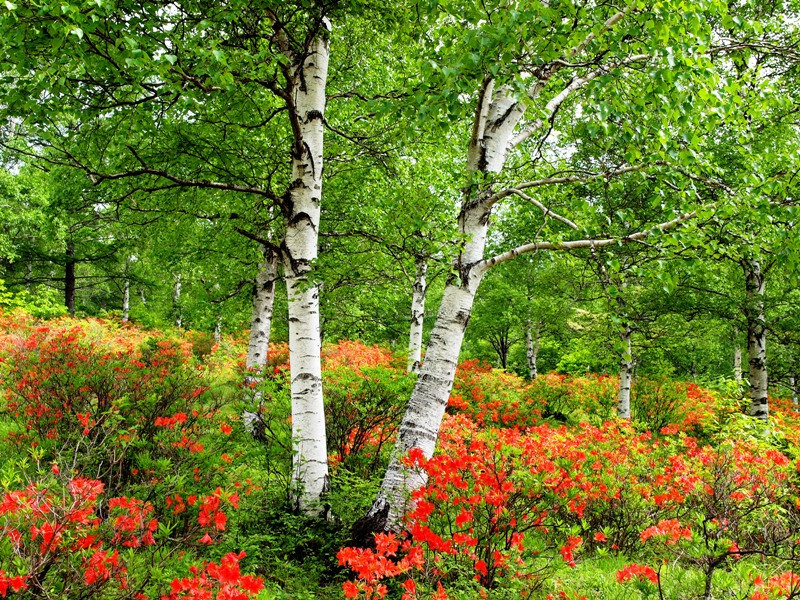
[[325, 366, 414, 477], [340, 414, 800, 598], [0, 312, 262, 599]]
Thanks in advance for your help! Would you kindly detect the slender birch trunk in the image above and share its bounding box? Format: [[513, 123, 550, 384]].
[[617, 325, 633, 419], [122, 278, 130, 322], [282, 26, 330, 516], [361, 201, 492, 534], [743, 259, 768, 420], [246, 245, 278, 371], [407, 257, 428, 373], [526, 323, 540, 379], [139, 289, 146, 305], [242, 245, 279, 438], [791, 374, 798, 409], [65, 243, 76, 316], [173, 274, 182, 329], [214, 314, 222, 344]]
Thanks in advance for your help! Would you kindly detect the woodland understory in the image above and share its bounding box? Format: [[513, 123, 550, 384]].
[[0, 0, 800, 598]]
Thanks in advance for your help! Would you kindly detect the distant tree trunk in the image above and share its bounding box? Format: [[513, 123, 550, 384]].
[[122, 278, 130, 322], [733, 346, 743, 382], [526, 323, 540, 379], [282, 26, 330, 517], [246, 245, 278, 371], [173, 274, 182, 329], [214, 314, 222, 343], [617, 325, 633, 420], [743, 259, 768, 421], [791, 374, 798, 409], [407, 257, 427, 374], [139, 289, 146, 305], [488, 326, 512, 369], [65, 243, 76, 316]]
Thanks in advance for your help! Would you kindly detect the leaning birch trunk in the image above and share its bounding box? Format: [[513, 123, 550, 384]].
[[282, 27, 330, 516], [122, 278, 130, 322], [407, 257, 428, 373], [173, 274, 182, 329], [356, 86, 523, 534], [526, 323, 540, 379], [617, 326, 633, 419], [743, 259, 768, 420]]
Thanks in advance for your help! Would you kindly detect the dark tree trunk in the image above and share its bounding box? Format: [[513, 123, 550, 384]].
[[65, 243, 76, 316], [743, 259, 768, 420]]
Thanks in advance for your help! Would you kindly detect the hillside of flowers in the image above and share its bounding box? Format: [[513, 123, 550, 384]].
[[0, 311, 799, 599]]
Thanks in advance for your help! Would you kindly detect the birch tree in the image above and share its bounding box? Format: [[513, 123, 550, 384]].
[[0, 0, 347, 515], [356, 0, 771, 534]]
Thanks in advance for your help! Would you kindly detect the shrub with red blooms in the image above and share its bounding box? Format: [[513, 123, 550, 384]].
[[340, 407, 800, 598], [0, 475, 139, 596], [162, 552, 264, 600], [447, 360, 539, 427], [0, 312, 261, 599], [616, 563, 659, 585], [325, 366, 414, 477], [0, 472, 256, 599]]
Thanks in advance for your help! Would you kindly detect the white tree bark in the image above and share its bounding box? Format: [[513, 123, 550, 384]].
[[246, 245, 278, 371], [407, 257, 428, 373], [361, 83, 524, 533], [173, 274, 182, 329], [617, 326, 633, 419], [366, 176, 499, 530], [282, 26, 330, 516], [214, 314, 222, 344], [122, 278, 130, 322], [526, 323, 540, 379], [743, 259, 768, 420], [791, 375, 798, 409]]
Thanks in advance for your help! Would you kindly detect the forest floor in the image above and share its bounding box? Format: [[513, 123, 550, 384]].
[[0, 312, 798, 599]]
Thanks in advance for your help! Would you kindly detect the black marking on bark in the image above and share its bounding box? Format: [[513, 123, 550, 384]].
[[350, 498, 390, 547], [306, 109, 323, 122]]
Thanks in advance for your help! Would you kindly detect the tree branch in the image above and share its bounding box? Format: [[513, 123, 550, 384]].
[[479, 211, 697, 272], [505, 188, 580, 230]]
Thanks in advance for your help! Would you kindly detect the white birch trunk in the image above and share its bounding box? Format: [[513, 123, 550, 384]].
[[365, 192, 493, 530], [173, 274, 182, 329], [734, 346, 743, 382], [744, 259, 768, 420], [791, 375, 798, 409], [246, 245, 278, 371], [214, 314, 222, 344], [283, 27, 330, 516], [407, 258, 428, 374], [358, 85, 525, 533], [526, 323, 540, 379], [139, 289, 146, 305], [122, 278, 130, 322], [617, 326, 632, 420]]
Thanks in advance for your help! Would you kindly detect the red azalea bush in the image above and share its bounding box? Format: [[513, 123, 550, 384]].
[[340, 413, 800, 599], [447, 360, 539, 427], [0, 311, 263, 599]]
